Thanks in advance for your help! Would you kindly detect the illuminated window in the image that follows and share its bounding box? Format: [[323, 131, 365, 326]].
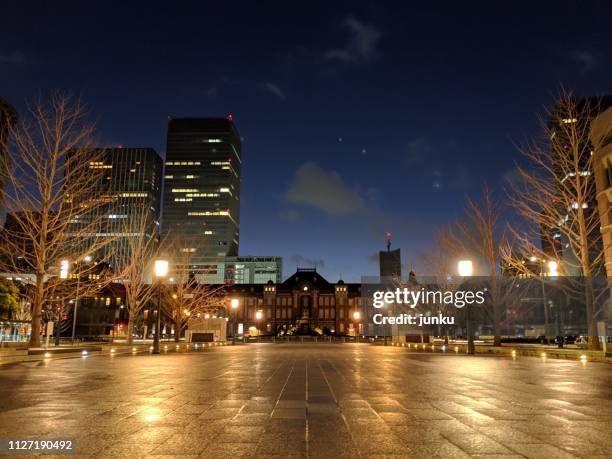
[[188, 211, 230, 216], [165, 175, 173, 179], [89, 162, 112, 169], [185, 193, 220, 198], [121, 192, 147, 197], [166, 161, 201, 166]]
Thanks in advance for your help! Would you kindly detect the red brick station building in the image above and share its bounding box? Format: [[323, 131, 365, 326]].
[[225, 269, 363, 336]]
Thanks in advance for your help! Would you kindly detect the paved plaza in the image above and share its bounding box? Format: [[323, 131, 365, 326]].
[[0, 344, 610, 458]]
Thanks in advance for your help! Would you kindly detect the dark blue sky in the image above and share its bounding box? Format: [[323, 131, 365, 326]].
[[2, 1, 611, 281]]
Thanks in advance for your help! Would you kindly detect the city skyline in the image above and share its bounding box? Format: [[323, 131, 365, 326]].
[[2, 2, 611, 281]]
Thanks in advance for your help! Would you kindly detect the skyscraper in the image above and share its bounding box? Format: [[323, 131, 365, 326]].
[[541, 96, 612, 276], [74, 147, 163, 266], [162, 117, 241, 263], [590, 107, 612, 277]]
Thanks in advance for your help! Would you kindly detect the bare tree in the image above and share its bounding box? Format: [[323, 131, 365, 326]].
[[417, 226, 463, 344], [161, 238, 226, 341], [0, 94, 115, 347], [506, 90, 605, 349], [112, 206, 162, 345], [455, 185, 511, 346]]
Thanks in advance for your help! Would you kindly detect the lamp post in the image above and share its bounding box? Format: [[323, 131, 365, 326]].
[[255, 309, 263, 341], [458, 260, 475, 355], [55, 260, 69, 346], [353, 310, 361, 342], [544, 260, 562, 347], [70, 255, 91, 345], [231, 298, 239, 345], [152, 259, 168, 355]]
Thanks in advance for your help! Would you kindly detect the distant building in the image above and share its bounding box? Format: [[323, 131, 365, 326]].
[[162, 117, 241, 266], [590, 107, 612, 277], [379, 232, 401, 277], [225, 268, 362, 336], [72, 147, 163, 266]]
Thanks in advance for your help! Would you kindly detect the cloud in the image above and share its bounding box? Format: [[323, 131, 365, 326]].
[[261, 82, 286, 101], [206, 78, 287, 101], [324, 16, 381, 64], [568, 49, 602, 73], [290, 254, 325, 268], [0, 50, 26, 65], [279, 209, 300, 223], [286, 162, 365, 216]]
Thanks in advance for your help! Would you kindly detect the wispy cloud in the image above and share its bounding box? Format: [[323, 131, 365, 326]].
[[279, 209, 300, 223], [568, 49, 602, 73], [261, 82, 286, 101], [206, 78, 287, 101], [324, 16, 381, 64], [0, 50, 26, 65], [286, 162, 365, 216]]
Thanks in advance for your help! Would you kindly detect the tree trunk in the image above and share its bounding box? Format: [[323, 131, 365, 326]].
[[126, 317, 134, 346], [28, 274, 45, 348], [174, 317, 181, 342]]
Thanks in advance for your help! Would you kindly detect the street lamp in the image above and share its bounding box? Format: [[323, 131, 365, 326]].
[[231, 298, 239, 344], [548, 260, 558, 277], [458, 260, 475, 354], [545, 259, 562, 347], [152, 259, 169, 355], [457, 260, 473, 277], [255, 310, 263, 339]]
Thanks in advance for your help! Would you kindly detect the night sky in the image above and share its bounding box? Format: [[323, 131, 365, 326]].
[[2, 1, 611, 281]]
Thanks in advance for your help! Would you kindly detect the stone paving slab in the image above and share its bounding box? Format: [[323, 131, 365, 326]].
[[0, 344, 610, 458]]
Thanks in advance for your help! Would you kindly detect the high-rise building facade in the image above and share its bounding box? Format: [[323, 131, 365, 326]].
[[77, 147, 163, 266], [542, 96, 612, 276], [162, 117, 241, 263], [590, 107, 612, 277]]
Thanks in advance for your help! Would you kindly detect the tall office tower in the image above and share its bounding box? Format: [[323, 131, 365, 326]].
[[541, 96, 612, 276], [162, 117, 241, 266], [590, 107, 612, 277], [75, 147, 163, 266], [0, 97, 17, 221]]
